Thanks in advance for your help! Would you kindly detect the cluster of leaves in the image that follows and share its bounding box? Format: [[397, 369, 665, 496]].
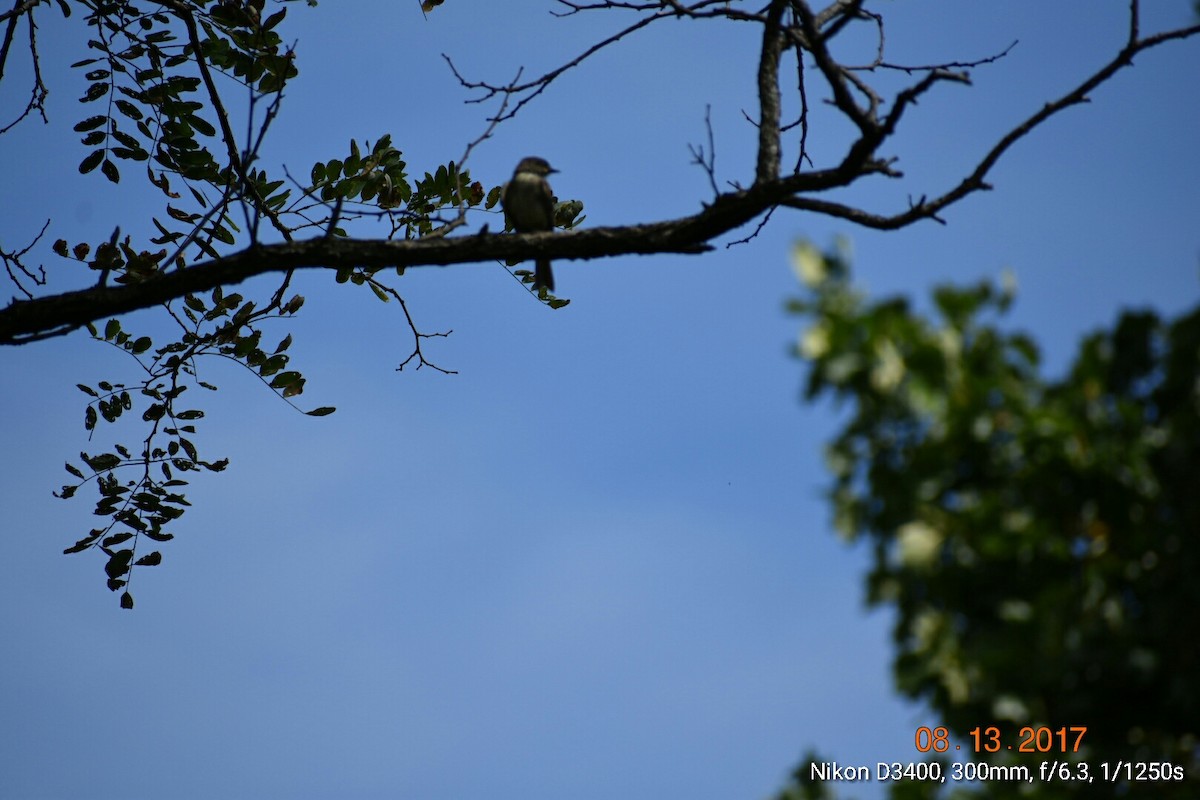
[[787, 242, 1200, 798], [72, 0, 294, 187], [309, 135, 493, 241], [42, 0, 502, 604], [67, 0, 302, 273], [51, 234, 332, 606]]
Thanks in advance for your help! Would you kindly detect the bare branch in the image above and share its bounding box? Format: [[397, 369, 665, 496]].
[[0, 219, 49, 298], [0, 0, 49, 133], [687, 104, 720, 198]]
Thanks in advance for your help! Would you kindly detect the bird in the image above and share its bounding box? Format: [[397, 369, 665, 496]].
[[502, 156, 558, 292]]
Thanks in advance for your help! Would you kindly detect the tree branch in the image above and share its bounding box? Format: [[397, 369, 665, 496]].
[[754, 0, 786, 184]]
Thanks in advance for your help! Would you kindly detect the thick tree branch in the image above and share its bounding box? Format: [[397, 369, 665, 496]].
[[0, 228, 692, 345], [754, 0, 786, 184]]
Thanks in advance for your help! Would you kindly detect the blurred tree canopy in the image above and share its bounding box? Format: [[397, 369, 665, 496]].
[[782, 242, 1199, 798]]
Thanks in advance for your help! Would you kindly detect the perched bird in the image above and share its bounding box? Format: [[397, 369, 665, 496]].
[[502, 156, 558, 292]]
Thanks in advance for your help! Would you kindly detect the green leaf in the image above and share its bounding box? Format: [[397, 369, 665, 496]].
[[263, 8, 287, 30], [269, 371, 302, 389], [208, 223, 235, 245], [120, 591, 134, 609], [306, 406, 336, 417], [188, 115, 216, 137], [135, 551, 162, 567], [131, 336, 153, 354]]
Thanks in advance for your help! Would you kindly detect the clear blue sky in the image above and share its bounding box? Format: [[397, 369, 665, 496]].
[[1, 3, 1197, 799]]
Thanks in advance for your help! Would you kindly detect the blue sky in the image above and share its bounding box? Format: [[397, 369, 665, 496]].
[[1, 2, 1197, 799]]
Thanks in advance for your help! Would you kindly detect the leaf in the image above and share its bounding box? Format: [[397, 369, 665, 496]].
[[120, 591, 134, 609], [104, 549, 134, 580], [77, 383, 98, 397], [101, 158, 120, 183], [263, 8, 287, 30], [65, 462, 86, 479], [63, 531, 102, 554], [73, 115, 107, 132], [370, 282, 391, 303], [207, 222, 235, 244], [142, 403, 166, 422], [84, 452, 121, 472], [81, 82, 107, 102], [306, 406, 336, 417], [115, 99, 143, 120], [79, 149, 105, 174], [269, 371, 302, 389], [102, 532, 134, 548], [131, 336, 153, 354], [135, 551, 162, 567]]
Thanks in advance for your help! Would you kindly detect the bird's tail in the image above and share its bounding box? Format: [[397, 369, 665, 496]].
[[534, 259, 555, 293]]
